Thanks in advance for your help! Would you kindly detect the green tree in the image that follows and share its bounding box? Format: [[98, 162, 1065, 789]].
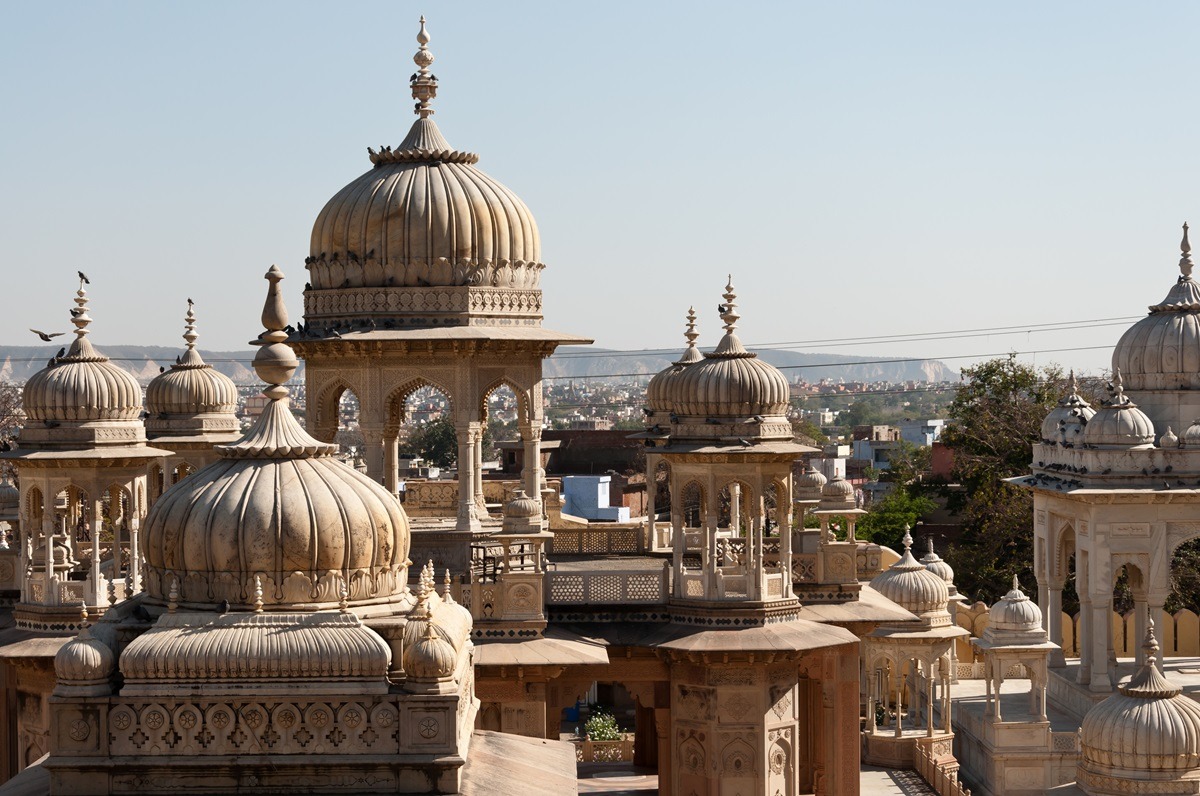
[[405, 418, 458, 469], [939, 356, 1064, 603], [857, 488, 937, 549]]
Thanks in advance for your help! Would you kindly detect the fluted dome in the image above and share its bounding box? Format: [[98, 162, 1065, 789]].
[[405, 622, 458, 681], [143, 268, 410, 611], [1081, 372, 1155, 448], [665, 282, 791, 438], [145, 302, 239, 435], [1162, 426, 1181, 448], [1081, 623, 1200, 790], [646, 308, 703, 415], [1040, 371, 1095, 444], [919, 538, 955, 585], [306, 23, 539, 298], [794, 464, 828, 503], [869, 529, 950, 621], [23, 288, 141, 425], [1112, 225, 1200, 391], [0, 474, 17, 515], [988, 576, 1043, 632], [817, 475, 857, 512], [54, 611, 114, 695]]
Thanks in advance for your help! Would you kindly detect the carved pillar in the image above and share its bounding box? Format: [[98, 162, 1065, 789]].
[[473, 430, 485, 512], [1048, 584, 1065, 667], [129, 517, 141, 593], [644, 453, 656, 549], [44, 514, 55, 604], [1078, 594, 1092, 684], [654, 707, 671, 796], [383, 431, 399, 493], [1090, 601, 1111, 691], [671, 480, 684, 598], [1134, 597, 1148, 667], [455, 423, 482, 532], [520, 425, 542, 509], [360, 427, 385, 484], [90, 497, 103, 608], [730, 483, 741, 536]]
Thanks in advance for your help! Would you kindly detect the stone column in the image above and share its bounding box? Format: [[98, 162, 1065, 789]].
[[455, 423, 482, 532], [1134, 598, 1148, 667], [90, 498, 103, 608], [43, 514, 55, 604], [671, 486, 684, 598], [644, 454, 657, 550], [730, 483, 741, 536], [866, 670, 876, 732], [1048, 585, 1066, 667], [129, 517, 141, 593], [360, 427, 386, 484], [1151, 599, 1167, 670], [520, 426, 542, 508], [654, 707, 671, 796], [473, 431, 485, 512], [383, 432, 399, 493], [894, 668, 903, 738], [1089, 602, 1111, 692], [780, 489, 794, 598]]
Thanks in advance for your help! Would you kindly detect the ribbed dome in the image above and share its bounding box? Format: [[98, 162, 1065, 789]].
[[870, 528, 950, 619], [0, 474, 17, 514], [1112, 225, 1200, 390], [54, 610, 114, 694], [665, 283, 790, 431], [1040, 371, 1095, 444], [404, 622, 458, 680], [142, 267, 410, 611], [23, 288, 142, 424], [919, 538, 955, 585], [988, 576, 1043, 632], [646, 308, 703, 415], [1081, 623, 1200, 785], [817, 475, 857, 512], [1081, 372, 1155, 448], [794, 464, 827, 502], [145, 303, 239, 434]]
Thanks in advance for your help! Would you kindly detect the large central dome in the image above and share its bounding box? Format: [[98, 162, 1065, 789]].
[[305, 19, 542, 296]]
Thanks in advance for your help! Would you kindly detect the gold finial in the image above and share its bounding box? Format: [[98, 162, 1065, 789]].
[[1182, 223, 1194, 279], [411, 16, 438, 118]]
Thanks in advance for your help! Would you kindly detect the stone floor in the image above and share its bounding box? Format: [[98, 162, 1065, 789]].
[[860, 766, 938, 795], [572, 764, 945, 795]]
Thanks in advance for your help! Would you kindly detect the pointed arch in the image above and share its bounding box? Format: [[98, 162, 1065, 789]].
[[479, 377, 530, 427], [312, 377, 361, 442], [385, 378, 454, 432]]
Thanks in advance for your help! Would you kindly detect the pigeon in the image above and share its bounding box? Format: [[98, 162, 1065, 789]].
[[131, 604, 152, 622], [30, 329, 65, 342], [69, 308, 84, 317], [158, 367, 165, 373], [55, 347, 65, 359], [77, 270, 90, 284], [218, 600, 230, 614]]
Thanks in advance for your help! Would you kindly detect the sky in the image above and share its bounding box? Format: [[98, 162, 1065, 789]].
[[1, 1, 1196, 378]]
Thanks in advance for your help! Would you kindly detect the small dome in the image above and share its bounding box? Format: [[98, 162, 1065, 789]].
[[794, 464, 827, 503], [0, 474, 18, 514], [664, 281, 791, 439], [1112, 225, 1200, 391], [646, 308, 703, 416], [142, 268, 410, 611], [1162, 426, 1181, 448], [145, 302, 239, 435], [501, 488, 544, 534], [869, 528, 950, 620], [988, 575, 1043, 632], [817, 475, 857, 512], [404, 622, 458, 680], [23, 287, 142, 425], [919, 538, 955, 585], [1040, 371, 1095, 444], [1182, 421, 1200, 448], [54, 609, 114, 690], [1081, 371, 1155, 448], [1081, 622, 1200, 787]]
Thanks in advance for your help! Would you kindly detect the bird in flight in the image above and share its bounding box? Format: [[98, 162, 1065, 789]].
[[30, 329, 65, 342]]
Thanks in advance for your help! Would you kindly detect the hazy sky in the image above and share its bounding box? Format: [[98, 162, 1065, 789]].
[[1, 2, 1195, 377]]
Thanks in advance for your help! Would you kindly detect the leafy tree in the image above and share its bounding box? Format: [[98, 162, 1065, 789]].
[[0, 381, 22, 446], [790, 418, 828, 447], [879, 440, 931, 487], [404, 418, 458, 469], [857, 488, 937, 550], [584, 710, 623, 741], [939, 356, 1064, 602]]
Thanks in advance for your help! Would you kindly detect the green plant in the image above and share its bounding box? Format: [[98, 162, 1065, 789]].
[[584, 710, 622, 741]]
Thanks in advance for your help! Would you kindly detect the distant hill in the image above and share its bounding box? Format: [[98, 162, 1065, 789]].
[[0, 344, 956, 385], [543, 347, 956, 384]]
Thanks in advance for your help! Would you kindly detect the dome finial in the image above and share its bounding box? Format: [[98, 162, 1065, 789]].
[[184, 298, 198, 352], [252, 266, 299, 401], [79, 601, 89, 629], [902, 524, 913, 551], [67, 279, 94, 357], [1012, 573, 1020, 592], [720, 275, 740, 335], [1144, 615, 1161, 659], [685, 306, 699, 349], [411, 16, 438, 118], [1111, 368, 1127, 403], [1182, 222, 1193, 279]]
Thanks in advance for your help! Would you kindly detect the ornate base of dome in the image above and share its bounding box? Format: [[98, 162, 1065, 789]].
[[1079, 763, 1200, 795], [303, 285, 544, 327]]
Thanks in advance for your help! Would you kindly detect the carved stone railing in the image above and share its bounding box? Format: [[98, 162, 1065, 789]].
[[549, 526, 646, 556], [914, 738, 970, 796], [547, 567, 669, 606], [1050, 731, 1081, 753], [573, 737, 635, 763]]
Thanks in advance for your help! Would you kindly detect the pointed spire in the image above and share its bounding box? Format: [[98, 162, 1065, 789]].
[[411, 16, 438, 118], [175, 298, 207, 368], [709, 276, 752, 358], [1121, 615, 1182, 698], [1182, 222, 1193, 279], [252, 266, 299, 401], [63, 278, 101, 360], [675, 306, 703, 365]]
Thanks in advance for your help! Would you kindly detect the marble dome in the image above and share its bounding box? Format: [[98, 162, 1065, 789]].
[[1040, 371, 1095, 444], [142, 268, 411, 611], [306, 20, 540, 293], [405, 622, 458, 681], [869, 528, 950, 620], [919, 538, 955, 585], [54, 608, 114, 695], [145, 302, 239, 433], [665, 281, 790, 433], [1112, 224, 1200, 391], [646, 308, 703, 416], [1081, 622, 1200, 787], [23, 287, 142, 425], [817, 475, 857, 512], [988, 575, 1043, 632], [794, 464, 828, 503], [1081, 371, 1155, 448]]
